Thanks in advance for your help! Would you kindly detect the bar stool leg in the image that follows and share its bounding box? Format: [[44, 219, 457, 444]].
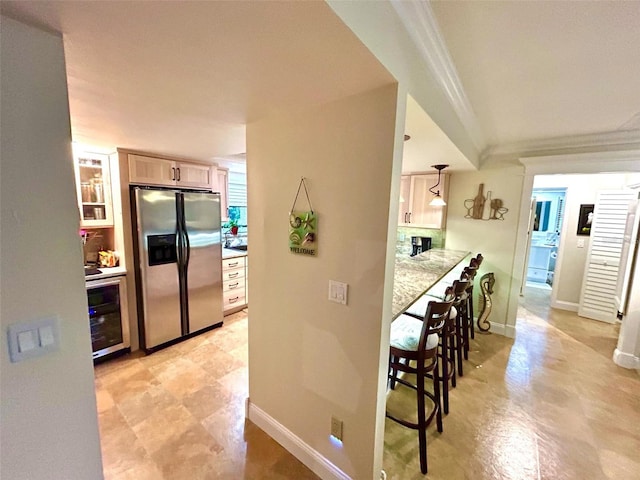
[[450, 339, 457, 388], [433, 361, 443, 433], [468, 287, 475, 340], [440, 333, 450, 414], [416, 362, 428, 474], [389, 354, 397, 390], [461, 303, 470, 361], [456, 310, 465, 377]]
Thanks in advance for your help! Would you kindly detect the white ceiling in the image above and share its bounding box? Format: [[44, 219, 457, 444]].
[[0, 1, 394, 162], [3, 1, 638, 172], [402, 95, 471, 173], [430, 0, 640, 149]]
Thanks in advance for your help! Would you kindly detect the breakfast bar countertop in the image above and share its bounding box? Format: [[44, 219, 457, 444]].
[[392, 248, 471, 318]]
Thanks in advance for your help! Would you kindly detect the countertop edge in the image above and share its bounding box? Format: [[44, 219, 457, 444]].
[[222, 248, 248, 259]]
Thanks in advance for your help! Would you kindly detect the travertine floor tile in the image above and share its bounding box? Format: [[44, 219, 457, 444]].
[[383, 286, 640, 479], [95, 309, 318, 479]]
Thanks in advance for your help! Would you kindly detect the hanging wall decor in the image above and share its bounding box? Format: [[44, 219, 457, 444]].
[[576, 204, 594, 236], [464, 183, 509, 220], [289, 177, 317, 256]]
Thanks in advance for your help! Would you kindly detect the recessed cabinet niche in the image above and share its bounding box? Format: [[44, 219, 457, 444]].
[[398, 173, 448, 229], [128, 154, 213, 190], [74, 152, 114, 227]]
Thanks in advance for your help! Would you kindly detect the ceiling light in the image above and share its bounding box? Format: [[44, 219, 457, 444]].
[[428, 164, 449, 207]]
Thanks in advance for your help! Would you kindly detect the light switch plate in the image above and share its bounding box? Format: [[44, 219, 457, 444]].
[[8, 316, 60, 363], [577, 238, 585, 248], [328, 280, 348, 305]]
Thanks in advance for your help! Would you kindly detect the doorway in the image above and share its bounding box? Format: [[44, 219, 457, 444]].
[[527, 187, 566, 290], [512, 160, 640, 332]]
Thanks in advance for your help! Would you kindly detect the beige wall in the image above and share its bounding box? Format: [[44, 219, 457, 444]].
[[1, 17, 103, 479], [446, 166, 526, 333], [246, 84, 399, 479], [327, 0, 481, 167]]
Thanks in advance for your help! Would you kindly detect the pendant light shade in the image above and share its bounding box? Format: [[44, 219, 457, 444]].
[[428, 164, 449, 206], [429, 195, 447, 207]]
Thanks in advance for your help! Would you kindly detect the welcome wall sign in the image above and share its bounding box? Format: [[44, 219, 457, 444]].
[[289, 177, 317, 256]]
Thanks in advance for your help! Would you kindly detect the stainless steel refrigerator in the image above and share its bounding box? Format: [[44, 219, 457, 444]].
[[132, 187, 223, 352]]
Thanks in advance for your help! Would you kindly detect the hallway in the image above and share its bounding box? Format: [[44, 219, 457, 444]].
[[94, 291, 640, 479], [383, 287, 640, 479]]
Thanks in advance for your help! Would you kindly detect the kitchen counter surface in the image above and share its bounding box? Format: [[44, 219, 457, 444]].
[[84, 266, 127, 281], [393, 248, 471, 318], [222, 247, 248, 259]]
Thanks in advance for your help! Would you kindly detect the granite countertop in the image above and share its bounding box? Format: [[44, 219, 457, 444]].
[[392, 248, 471, 318], [222, 248, 248, 259]]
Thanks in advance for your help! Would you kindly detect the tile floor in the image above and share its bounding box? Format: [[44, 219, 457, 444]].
[[95, 289, 640, 479], [94, 309, 319, 480], [383, 286, 640, 479]]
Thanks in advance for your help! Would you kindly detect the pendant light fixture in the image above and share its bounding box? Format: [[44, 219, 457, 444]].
[[429, 164, 449, 206]]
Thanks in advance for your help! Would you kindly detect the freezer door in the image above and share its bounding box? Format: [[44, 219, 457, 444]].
[[135, 188, 182, 349], [182, 191, 223, 333]]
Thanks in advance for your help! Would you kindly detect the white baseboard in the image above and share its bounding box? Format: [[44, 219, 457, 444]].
[[613, 349, 640, 370], [247, 402, 351, 480], [551, 300, 579, 312], [488, 321, 516, 338]]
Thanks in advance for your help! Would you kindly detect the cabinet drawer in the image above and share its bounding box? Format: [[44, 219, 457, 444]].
[[223, 256, 246, 270], [527, 268, 548, 282], [223, 268, 245, 281], [223, 290, 246, 309], [223, 277, 245, 292]]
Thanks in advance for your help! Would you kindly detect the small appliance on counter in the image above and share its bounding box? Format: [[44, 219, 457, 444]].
[[410, 236, 432, 256]]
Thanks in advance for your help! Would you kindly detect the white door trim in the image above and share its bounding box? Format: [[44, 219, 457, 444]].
[[508, 150, 640, 332]]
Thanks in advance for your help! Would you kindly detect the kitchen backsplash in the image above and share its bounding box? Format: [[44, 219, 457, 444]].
[[396, 227, 445, 255], [224, 226, 247, 248], [81, 227, 115, 265]]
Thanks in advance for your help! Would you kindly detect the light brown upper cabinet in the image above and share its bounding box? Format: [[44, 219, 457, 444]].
[[128, 154, 212, 190], [398, 174, 448, 229]]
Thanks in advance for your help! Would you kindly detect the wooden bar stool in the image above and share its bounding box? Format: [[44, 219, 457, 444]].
[[467, 254, 483, 341], [460, 266, 477, 358], [404, 289, 458, 414], [437, 286, 457, 414], [449, 279, 470, 377], [387, 299, 453, 474]]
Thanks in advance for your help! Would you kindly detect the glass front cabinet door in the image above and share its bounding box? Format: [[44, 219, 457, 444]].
[[74, 152, 114, 227]]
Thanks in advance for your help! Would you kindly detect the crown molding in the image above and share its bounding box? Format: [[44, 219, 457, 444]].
[[519, 148, 640, 175], [483, 129, 640, 163], [390, 0, 486, 152]]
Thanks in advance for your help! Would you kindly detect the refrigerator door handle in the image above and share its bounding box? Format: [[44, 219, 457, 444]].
[[175, 193, 184, 268], [177, 192, 190, 269], [183, 211, 191, 269]]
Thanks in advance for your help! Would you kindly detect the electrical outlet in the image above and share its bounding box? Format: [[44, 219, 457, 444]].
[[331, 416, 343, 441]]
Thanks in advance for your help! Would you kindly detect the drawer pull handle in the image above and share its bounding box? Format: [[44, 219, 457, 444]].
[[228, 272, 239, 278], [229, 282, 239, 288], [229, 296, 239, 303], [228, 262, 238, 267]]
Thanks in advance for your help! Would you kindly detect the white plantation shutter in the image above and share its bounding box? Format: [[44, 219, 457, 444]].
[[578, 190, 636, 323]]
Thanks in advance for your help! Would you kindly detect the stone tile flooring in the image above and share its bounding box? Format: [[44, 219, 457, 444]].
[[94, 309, 319, 480], [383, 286, 640, 479], [96, 289, 640, 479]]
